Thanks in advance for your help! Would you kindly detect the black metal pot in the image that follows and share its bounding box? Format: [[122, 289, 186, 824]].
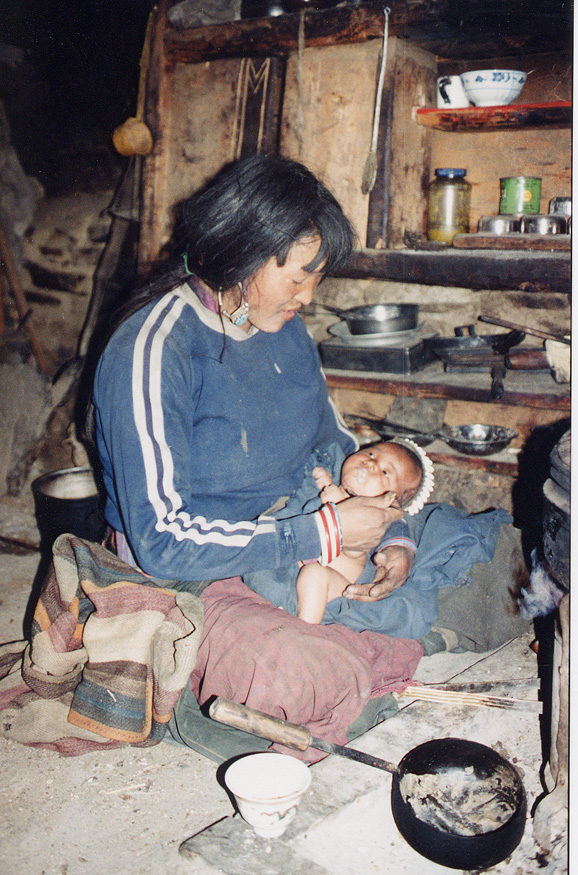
[[391, 738, 527, 870], [32, 466, 105, 552]]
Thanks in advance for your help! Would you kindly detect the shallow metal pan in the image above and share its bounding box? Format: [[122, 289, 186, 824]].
[[315, 303, 419, 335]]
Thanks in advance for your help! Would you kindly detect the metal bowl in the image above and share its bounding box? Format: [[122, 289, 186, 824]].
[[520, 214, 567, 235], [440, 424, 518, 456], [478, 214, 521, 234], [340, 304, 419, 336]]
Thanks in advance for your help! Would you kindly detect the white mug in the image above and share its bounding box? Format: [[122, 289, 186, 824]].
[[436, 75, 470, 108]]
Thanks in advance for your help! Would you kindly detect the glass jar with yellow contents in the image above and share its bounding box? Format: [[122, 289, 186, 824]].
[[426, 168, 471, 245]]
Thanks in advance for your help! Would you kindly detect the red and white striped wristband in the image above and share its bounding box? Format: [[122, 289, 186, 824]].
[[314, 502, 342, 566]]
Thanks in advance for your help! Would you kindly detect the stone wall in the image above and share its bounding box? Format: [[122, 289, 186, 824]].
[[0, 189, 112, 503]]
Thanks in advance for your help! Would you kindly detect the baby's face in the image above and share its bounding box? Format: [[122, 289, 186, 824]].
[[340, 442, 422, 504]]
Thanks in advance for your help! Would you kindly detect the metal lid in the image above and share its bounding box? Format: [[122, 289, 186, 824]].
[[435, 168, 467, 177]]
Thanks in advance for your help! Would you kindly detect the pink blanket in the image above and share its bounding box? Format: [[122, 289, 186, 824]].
[[191, 578, 423, 760]]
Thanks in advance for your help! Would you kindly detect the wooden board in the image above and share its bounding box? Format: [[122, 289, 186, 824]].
[[416, 101, 571, 132], [453, 233, 571, 251], [324, 366, 570, 411], [140, 49, 285, 262], [280, 38, 436, 248], [163, 1, 570, 64], [367, 38, 437, 248], [336, 248, 571, 294]]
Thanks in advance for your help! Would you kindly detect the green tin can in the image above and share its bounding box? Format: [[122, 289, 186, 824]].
[[499, 177, 541, 214]]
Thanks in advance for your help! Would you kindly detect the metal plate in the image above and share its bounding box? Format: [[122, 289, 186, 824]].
[[327, 320, 426, 347]]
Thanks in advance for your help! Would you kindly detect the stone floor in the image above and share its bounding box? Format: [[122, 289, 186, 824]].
[[0, 497, 569, 875]]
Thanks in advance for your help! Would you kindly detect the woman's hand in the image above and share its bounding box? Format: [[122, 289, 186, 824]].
[[337, 494, 402, 554], [343, 544, 414, 602]]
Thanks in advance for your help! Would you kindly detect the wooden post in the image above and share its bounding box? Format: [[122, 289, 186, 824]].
[[0, 224, 50, 373], [138, 0, 175, 268]]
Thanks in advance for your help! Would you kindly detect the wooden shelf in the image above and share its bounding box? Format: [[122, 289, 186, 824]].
[[416, 101, 572, 132], [453, 233, 570, 251], [325, 365, 569, 474], [324, 363, 570, 411], [335, 248, 570, 294]]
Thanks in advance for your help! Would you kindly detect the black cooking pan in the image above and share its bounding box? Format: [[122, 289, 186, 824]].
[[209, 698, 526, 869], [425, 325, 525, 360]]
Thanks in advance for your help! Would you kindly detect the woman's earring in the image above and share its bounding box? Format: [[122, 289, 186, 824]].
[[219, 280, 249, 326]]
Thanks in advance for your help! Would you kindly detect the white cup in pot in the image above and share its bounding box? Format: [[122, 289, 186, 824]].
[[436, 75, 470, 108]]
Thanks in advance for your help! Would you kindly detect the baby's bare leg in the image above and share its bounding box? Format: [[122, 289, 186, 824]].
[[297, 563, 350, 624]]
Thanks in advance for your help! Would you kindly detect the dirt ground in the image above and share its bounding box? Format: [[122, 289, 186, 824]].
[[0, 539, 569, 875], [0, 550, 232, 875]]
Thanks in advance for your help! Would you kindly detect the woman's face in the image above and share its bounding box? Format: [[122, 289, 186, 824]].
[[340, 443, 422, 505], [245, 236, 325, 333]]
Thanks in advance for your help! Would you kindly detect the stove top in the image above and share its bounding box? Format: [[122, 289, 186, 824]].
[[319, 324, 438, 375]]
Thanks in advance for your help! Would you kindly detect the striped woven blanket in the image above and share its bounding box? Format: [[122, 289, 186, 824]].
[[0, 534, 203, 755]]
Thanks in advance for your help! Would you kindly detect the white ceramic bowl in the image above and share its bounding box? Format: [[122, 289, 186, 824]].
[[224, 752, 311, 838], [460, 69, 527, 107]]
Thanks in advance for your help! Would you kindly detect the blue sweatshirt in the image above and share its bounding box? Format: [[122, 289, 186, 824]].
[[92, 283, 356, 581]]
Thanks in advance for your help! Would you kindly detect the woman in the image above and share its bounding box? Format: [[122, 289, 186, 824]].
[[92, 155, 400, 587]]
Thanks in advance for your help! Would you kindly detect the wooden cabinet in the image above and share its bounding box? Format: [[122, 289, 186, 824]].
[[140, 1, 571, 296], [138, 1, 570, 485]]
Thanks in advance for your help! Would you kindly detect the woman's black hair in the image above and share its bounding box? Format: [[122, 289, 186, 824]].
[[112, 155, 354, 327], [79, 157, 354, 447], [177, 155, 355, 289]]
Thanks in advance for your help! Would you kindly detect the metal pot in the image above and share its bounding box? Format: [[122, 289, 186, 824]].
[[31, 466, 105, 551], [520, 214, 567, 234], [316, 303, 419, 335], [549, 196, 571, 217], [391, 737, 527, 870]]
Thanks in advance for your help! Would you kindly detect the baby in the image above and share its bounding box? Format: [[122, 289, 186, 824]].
[[297, 439, 434, 624]]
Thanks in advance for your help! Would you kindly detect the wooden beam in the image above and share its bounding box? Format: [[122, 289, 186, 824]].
[[335, 248, 571, 294], [164, 1, 443, 63], [324, 371, 571, 412], [163, 0, 570, 63], [453, 233, 570, 252], [0, 224, 50, 373]]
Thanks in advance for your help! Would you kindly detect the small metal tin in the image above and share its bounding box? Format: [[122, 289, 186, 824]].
[[499, 177, 541, 214], [548, 196, 572, 217], [520, 214, 567, 234]]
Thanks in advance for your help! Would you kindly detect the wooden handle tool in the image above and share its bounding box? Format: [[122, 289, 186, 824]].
[[479, 315, 570, 345], [506, 349, 550, 370], [209, 697, 399, 773]]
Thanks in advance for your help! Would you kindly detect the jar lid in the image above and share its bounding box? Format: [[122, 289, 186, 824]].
[[435, 168, 467, 177]]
